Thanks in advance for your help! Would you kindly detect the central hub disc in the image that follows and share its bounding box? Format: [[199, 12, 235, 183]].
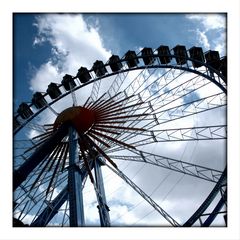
[[53, 106, 95, 134]]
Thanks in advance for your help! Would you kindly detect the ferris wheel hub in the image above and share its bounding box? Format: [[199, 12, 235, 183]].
[[53, 106, 95, 134]]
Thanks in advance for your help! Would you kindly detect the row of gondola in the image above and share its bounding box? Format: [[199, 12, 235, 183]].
[[14, 45, 227, 129]]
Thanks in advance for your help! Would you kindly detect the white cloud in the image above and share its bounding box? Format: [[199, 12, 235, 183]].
[[30, 61, 60, 92], [186, 14, 226, 55], [31, 14, 111, 93], [195, 28, 210, 49], [187, 14, 226, 31]]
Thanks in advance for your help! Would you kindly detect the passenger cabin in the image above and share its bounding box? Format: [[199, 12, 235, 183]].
[[47, 83, 62, 99], [32, 92, 47, 109], [124, 50, 139, 68], [189, 46, 205, 68], [220, 56, 227, 81], [17, 103, 33, 119], [92, 60, 107, 77], [77, 67, 91, 83], [61, 74, 76, 91], [141, 47, 155, 65], [204, 50, 221, 69], [109, 55, 123, 72], [173, 45, 188, 65], [157, 45, 172, 64]]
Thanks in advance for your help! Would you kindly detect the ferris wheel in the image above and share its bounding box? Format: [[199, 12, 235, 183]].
[[13, 44, 227, 227]]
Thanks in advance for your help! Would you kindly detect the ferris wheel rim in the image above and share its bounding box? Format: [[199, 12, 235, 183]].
[[13, 58, 226, 136]]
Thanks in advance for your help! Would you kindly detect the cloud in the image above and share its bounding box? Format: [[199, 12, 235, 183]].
[[30, 14, 111, 93], [195, 28, 210, 49], [187, 14, 226, 31], [186, 14, 226, 55]]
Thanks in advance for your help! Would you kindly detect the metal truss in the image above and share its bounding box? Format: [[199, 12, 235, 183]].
[[109, 149, 223, 183], [109, 125, 226, 152], [108, 93, 226, 147], [90, 76, 102, 102], [106, 66, 129, 99], [155, 93, 226, 123]]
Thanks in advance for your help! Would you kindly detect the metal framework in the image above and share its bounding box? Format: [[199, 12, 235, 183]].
[[13, 44, 227, 227]]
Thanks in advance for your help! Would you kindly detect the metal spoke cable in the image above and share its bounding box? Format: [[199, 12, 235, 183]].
[[111, 167, 173, 224], [106, 162, 146, 199], [103, 160, 180, 226], [131, 130, 197, 226]]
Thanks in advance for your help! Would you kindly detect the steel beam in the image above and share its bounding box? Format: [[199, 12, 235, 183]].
[[94, 158, 111, 226], [68, 126, 85, 226]]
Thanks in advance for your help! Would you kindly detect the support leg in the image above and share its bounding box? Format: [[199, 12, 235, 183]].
[[94, 158, 110, 226], [68, 126, 85, 226]]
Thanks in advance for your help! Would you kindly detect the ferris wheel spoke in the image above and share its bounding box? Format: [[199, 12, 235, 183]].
[[102, 159, 180, 226], [122, 67, 185, 106], [25, 122, 47, 133], [16, 181, 48, 222], [87, 92, 108, 109], [44, 101, 59, 116], [94, 100, 146, 119], [106, 61, 158, 100], [106, 67, 130, 98], [110, 92, 226, 144], [89, 78, 102, 102], [69, 85, 78, 106], [154, 93, 226, 124], [108, 149, 223, 183], [82, 96, 92, 108], [13, 123, 69, 191], [149, 77, 211, 110], [29, 142, 95, 226], [102, 89, 226, 145], [92, 93, 135, 114], [108, 125, 226, 153], [45, 145, 65, 196]]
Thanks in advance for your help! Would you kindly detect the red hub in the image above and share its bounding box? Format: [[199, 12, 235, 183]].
[[53, 106, 95, 134]]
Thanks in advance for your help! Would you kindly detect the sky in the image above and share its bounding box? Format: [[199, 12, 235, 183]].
[[13, 13, 228, 229], [13, 13, 226, 110]]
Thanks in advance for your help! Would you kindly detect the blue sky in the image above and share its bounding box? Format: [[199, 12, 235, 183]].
[[13, 13, 226, 110], [13, 13, 228, 228]]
